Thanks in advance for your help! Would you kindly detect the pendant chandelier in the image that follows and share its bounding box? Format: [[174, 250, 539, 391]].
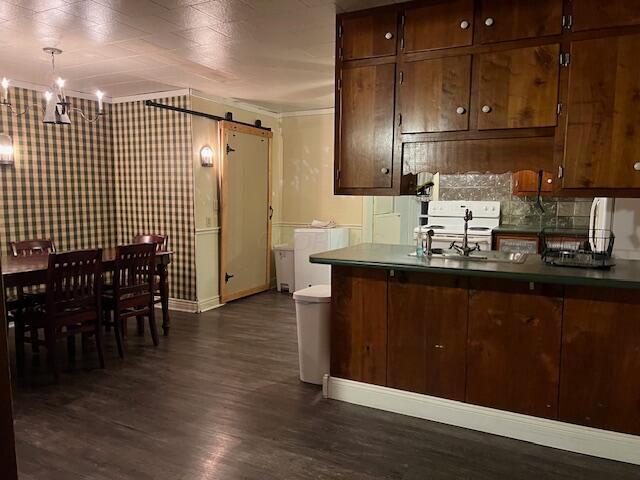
[[0, 47, 104, 125]]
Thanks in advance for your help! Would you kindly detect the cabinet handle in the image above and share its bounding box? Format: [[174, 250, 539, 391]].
[[456, 106, 466, 115], [381, 167, 390, 174], [547, 178, 553, 184], [634, 162, 640, 171], [384, 32, 393, 40], [460, 20, 470, 29], [484, 17, 495, 26], [481, 105, 492, 113]]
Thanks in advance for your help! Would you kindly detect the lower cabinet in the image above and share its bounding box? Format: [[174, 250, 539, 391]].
[[331, 266, 388, 385], [466, 279, 563, 418], [387, 272, 468, 400], [560, 287, 640, 435]]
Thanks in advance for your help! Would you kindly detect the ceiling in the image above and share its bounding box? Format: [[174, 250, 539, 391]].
[[0, 0, 400, 112]]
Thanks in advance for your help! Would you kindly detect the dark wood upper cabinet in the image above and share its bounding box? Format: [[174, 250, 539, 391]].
[[466, 279, 563, 419], [512, 170, 554, 196], [388, 272, 468, 401], [400, 55, 471, 134], [562, 34, 640, 189], [572, 0, 640, 32], [403, 0, 474, 53], [560, 287, 640, 435], [477, 0, 563, 43], [337, 64, 395, 191], [340, 11, 398, 61], [476, 44, 560, 130]]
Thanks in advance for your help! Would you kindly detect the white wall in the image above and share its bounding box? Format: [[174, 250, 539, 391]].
[[613, 198, 640, 260]]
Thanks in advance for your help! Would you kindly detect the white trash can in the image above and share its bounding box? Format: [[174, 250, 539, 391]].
[[273, 244, 294, 293], [293, 284, 331, 385]]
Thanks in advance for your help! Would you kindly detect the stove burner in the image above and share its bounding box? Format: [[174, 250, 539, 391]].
[[468, 227, 491, 231], [426, 225, 445, 229]]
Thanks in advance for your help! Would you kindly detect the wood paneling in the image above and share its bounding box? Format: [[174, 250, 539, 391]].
[[404, 137, 555, 175], [560, 287, 640, 435], [387, 272, 467, 400], [400, 56, 471, 134], [341, 11, 397, 61], [477, 0, 563, 43], [403, 0, 474, 53], [331, 266, 388, 385], [512, 170, 554, 196], [466, 279, 563, 418], [0, 259, 18, 480], [562, 35, 640, 189], [476, 44, 560, 130], [572, 0, 640, 32], [338, 64, 395, 190]]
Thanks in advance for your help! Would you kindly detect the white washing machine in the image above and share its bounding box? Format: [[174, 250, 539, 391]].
[[294, 228, 349, 292]]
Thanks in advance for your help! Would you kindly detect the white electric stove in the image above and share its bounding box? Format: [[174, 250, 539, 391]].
[[414, 200, 501, 252]]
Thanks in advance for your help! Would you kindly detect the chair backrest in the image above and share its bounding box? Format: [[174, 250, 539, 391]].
[[10, 239, 56, 257], [46, 249, 103, 319], [113, 244, 156, 301], [133, 234, 168, 252]]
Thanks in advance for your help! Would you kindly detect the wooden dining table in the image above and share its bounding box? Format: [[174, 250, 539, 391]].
[[1, 248, 173, 335]]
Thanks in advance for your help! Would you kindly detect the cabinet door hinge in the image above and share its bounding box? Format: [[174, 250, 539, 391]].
[[338, 47, 343, 61], [560, 52, 571, 67], [337, 78, 341, 90], [336, 169, 341, 180], [562, 14, 573, 30], [400, 14, 405, 26], [398, 113, 402, 126], [400, 37, 404, 50], [556, 102, 562, 115], [558, 165, 564, 179], [337, 24, 343, 38], [399, 71, 404, 85]]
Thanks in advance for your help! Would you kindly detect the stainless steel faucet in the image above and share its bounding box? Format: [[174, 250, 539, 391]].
[[450, 209, 480, 257]]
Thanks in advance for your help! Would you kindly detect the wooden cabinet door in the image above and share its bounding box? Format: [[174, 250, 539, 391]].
[[340, 11, 397, 61], [403, 0, 474, 53], [466, 279, 563, 418], [388, 272, 468, 400], [560, 287, 640, 435], [562, 35, 640, 189], [572, 0, 640, 32], [331, 266, 388, 385], [512, 170, 554, 196], [476, 44, 560, 130], [477, 0, 562, 43], [400, 56, 471, 134], [337, 64, 395, 191]]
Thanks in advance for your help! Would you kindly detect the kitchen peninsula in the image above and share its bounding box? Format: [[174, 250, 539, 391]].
[[311, 244, 640, 464]]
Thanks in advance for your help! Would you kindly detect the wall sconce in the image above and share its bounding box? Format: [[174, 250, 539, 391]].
[[200, 145, 214, 167], [0, 133, 13, 165]]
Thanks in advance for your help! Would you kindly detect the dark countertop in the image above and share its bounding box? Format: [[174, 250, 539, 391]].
[[493, 225, 589, 236], [310, 243, 640, 290]]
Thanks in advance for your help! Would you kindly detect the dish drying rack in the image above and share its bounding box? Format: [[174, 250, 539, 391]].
[[540, 228, 615, 269]]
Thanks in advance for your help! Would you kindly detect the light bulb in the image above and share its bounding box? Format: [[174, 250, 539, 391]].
[[44, 91, 53, 102], [56, 77, 65, 88], [1, 77, 8, 103], [96, 89, 104, 113], [1, 78, 8, 89]]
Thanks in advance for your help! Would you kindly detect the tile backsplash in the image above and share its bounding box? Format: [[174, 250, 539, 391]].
[[438, 173, 593, 229]]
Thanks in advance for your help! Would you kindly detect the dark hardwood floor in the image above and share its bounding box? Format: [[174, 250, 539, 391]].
[[9, 291, 640, 479]]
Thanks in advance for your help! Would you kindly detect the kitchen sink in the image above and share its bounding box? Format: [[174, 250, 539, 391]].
[[411, 250, 528, 264]]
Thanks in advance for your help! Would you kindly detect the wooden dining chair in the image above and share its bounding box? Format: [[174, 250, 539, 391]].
[[103, 243, 158, 358], [132, 234, 169, 333], [15, 249, 104, 382], [7, 239, 57, 354]]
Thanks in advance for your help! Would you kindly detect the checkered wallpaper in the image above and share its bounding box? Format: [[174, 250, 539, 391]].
[[0, 89, 197, 302], [112, 96, 196, 301], [0, 87, 116, 254]]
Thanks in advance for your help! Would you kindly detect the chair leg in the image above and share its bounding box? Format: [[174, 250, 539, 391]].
[[113, 316, 124, 359], [67, 333, 76, 364], [45, 326, 59, 383], [148, 308, 159, 347], [95, 323, 105, 369], [31, 326, 40, 354], [81, 333, 89, 354], [136, 316, 145, 336], [15, 319, 25, 376]]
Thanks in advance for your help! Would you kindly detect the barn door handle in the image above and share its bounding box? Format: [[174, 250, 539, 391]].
[[226, 144, 235, 154], [269, 205, 274, 220], [225, 272, 234, 283]]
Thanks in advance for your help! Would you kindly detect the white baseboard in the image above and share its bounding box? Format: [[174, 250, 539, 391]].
[[198, 296, 222, 312], [325, 376, 640, 466], [165, 298, 198, 313]]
